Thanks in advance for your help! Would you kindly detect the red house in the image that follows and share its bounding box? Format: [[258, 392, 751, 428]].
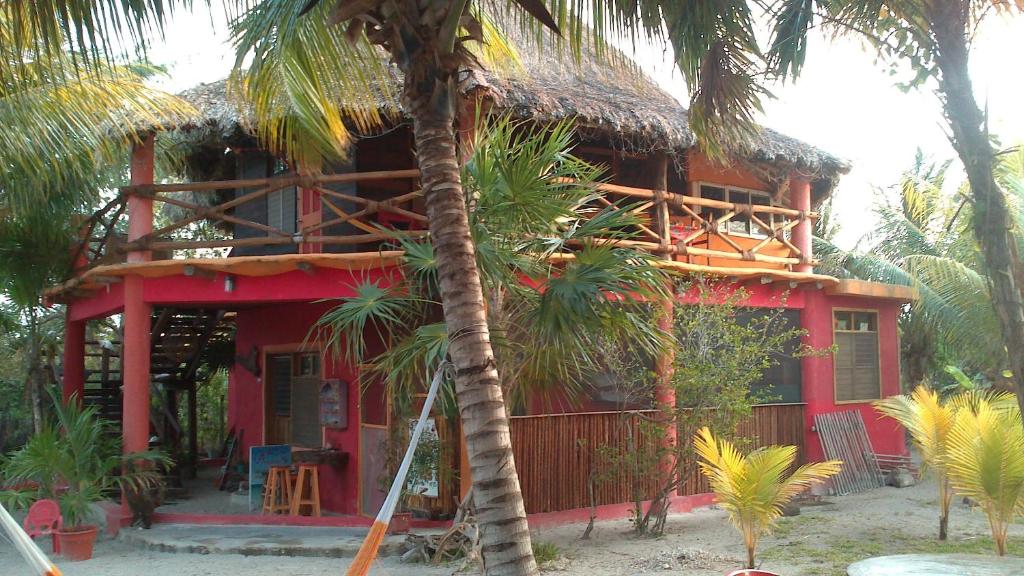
[[50, 46, 912, 528]]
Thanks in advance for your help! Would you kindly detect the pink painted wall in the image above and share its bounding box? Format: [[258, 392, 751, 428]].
[[801, 290, 906, 462], [229, 300, 362, 514], [527, 280, 907, 466]]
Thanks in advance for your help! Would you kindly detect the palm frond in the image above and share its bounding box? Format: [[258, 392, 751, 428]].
[[694, 426, 840, 567], [311, 280, 429, 366], [945, 398, 1024, 554], [229, 0, 397, 168]]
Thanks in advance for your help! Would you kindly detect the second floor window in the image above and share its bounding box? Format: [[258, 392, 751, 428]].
[[697, 184, 775, 238]]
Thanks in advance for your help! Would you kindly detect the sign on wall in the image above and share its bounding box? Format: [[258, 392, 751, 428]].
[[319, 379, 348, 430]]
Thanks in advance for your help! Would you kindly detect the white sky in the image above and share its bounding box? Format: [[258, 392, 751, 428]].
[[143, 9, 1024, 249]]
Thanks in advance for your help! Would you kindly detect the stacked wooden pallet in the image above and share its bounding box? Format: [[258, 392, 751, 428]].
[[814, 410, 886, 495]]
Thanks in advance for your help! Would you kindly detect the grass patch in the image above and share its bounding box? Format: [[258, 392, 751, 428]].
[[532, 540, 560, 566], [771, 515, 827, 538], [762, 528, 1023, 576]]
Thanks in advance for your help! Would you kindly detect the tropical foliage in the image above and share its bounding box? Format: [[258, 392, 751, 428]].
[[816, 149, 1024, 387], [0, 8, 191, 435], [694, 426, 841, 569], [314, 117, 668, 416], [875, 385, 1018, 540], [772, 0, 1024, 421], [945, 395, 1024, 556], [0, 394, 170, 528], [596, 282, 817, 536]]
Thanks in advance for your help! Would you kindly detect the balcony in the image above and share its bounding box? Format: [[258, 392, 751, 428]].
[[49, 167, 828, 300]]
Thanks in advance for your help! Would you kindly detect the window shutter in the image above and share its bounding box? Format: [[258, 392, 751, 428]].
[[834, 321, 880, 402], [290, 376, 323, 448], [267, 187, 297, 234], [269, 355, 292, 416], [852, 332, 880, 400], [835, 332, 855, 401]]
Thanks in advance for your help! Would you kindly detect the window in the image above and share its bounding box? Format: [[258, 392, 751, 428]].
[[738, 309, 803, 403], [696, 183, 775, 238], [265, 351, 324, 448], [267, 160, 297, 234], [833, 311, 881, 402]]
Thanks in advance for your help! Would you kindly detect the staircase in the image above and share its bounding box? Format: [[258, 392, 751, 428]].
[[82, 308, 230, 444]]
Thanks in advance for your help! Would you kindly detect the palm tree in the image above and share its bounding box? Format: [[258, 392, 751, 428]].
[[945, 395, 1024, 555], [875, 385, 1017, 540], [315, 115, 667, 430], [693, 426, 841, 570], [0, 14, 190, 432], [767, 0, 1024, 426], [0, 2, 845, 572], [816, 150, 1024, 387]]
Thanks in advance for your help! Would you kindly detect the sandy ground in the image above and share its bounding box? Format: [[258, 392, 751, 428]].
[[3, 477, 1023, 576]]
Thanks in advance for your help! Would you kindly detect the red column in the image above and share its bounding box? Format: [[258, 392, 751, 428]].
[[790, 176, 813, 273], [62, 318, 86, 403], [123, 135, 154, 461], [799, 289, 833, 462]]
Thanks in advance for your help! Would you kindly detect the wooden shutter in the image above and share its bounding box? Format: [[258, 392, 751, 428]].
[[834, 323, 880, 402], [290, 376, 322, 448], [267, 186, 297, 234], [267, 354, 292, 444], [851, 332, 880, 399]]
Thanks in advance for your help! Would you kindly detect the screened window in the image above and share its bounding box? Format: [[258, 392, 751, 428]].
[[738, 309, 803, 403], [833, 311, 881, 402], [697, 184, 775, 238]]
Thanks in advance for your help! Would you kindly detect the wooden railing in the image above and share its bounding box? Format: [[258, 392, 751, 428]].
[[68, 171, 816, 276], [71, 169, 427, 272], [509, 403, 806, 514], [590, 182, 817, 268]]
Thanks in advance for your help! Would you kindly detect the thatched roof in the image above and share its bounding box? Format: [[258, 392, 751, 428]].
[[168, 36, 849, 190]]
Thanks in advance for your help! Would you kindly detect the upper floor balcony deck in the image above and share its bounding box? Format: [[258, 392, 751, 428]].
[[47, 141, 833, 304]]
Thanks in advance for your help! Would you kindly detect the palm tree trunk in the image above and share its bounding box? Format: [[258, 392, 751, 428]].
[[403, 74, 537, 575], [26, 308, 45, 435], [931, 0, 1024, 417]]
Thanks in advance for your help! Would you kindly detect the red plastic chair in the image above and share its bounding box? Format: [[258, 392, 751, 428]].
[[23, 499, 62, 553]]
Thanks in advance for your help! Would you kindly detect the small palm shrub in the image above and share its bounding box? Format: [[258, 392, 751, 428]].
[[875, 386, 956, 539], [944, 397, 1024, 556], [0, 394, 170, 528], [694, 427, 841, 569], [875, 385, 1017, 540]]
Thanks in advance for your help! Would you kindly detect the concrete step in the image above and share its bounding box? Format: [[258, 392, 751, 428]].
[[118, 523, 418, 558]]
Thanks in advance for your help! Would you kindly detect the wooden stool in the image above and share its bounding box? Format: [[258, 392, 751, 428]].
[[262, 466, 293, 515], [290, 464, 321, 517]]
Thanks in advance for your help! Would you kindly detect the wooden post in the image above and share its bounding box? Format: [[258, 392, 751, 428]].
[[62, 318, 86, 404], [790, 176, 813, 273], [122, 135, 155, 516], [651, 153, 677, 495], [188, 381, 199, 479]]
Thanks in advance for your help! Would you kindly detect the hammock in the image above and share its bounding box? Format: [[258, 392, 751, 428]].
[[347, 363, 449, 576]]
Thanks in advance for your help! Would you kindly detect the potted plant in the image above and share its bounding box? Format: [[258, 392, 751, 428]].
[[0, 394, 169, 561]]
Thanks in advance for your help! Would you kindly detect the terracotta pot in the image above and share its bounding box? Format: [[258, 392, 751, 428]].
[[388, 512, 412, 535], [56, 525, 99, 561]]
